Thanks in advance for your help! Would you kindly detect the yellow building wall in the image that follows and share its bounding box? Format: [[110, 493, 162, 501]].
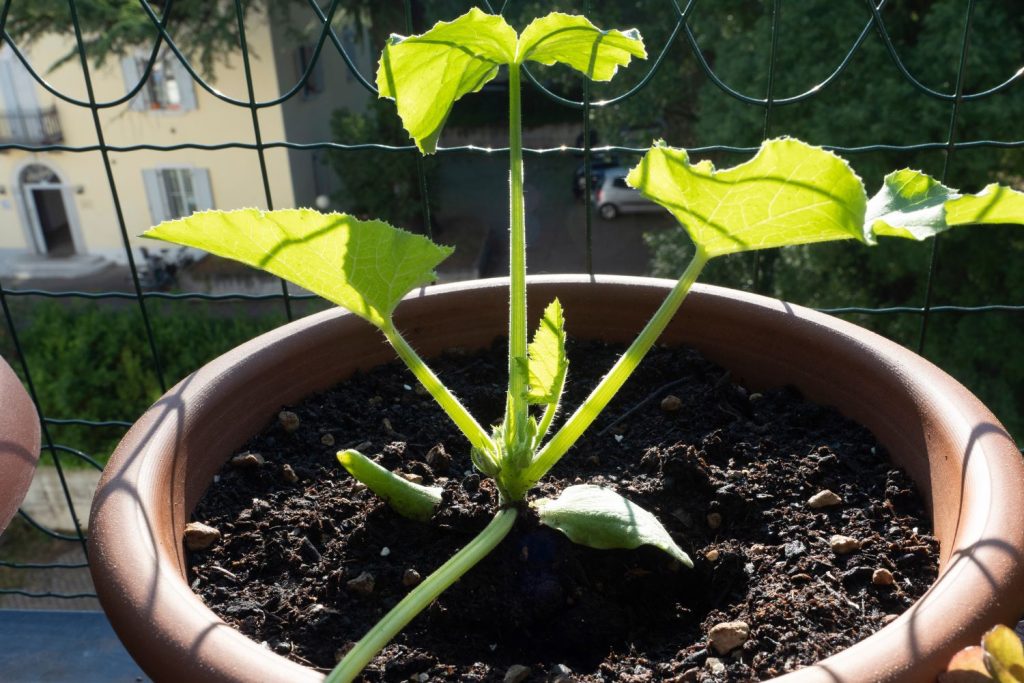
[[0, 16, 298, 262]]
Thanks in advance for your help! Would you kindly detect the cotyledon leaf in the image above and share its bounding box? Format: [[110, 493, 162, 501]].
[[868, 169, 1024, 240], [534, 484, 692, 567], [516, 12, 646, 80], [526, 298, 568, 405], [143, 209, 452, 329], [337, 450, 442, 523], [377, 8, 517, 154], [627, 138, 870, 258]]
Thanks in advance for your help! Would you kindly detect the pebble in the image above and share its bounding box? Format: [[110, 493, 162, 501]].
[[872, 568, 895, 586], [346, 571, 375, 595], [230, 451, 265, 468], [791, 573, 812, 583], [660, 394, 682, 412], [403, 568, 422, 587], [706, 512, 722, 530], [401, 472, 424, 485], [426, 444, 451, 471], [183, 522, 221, 551], [749, 392, 763, 401], [783, 540, 806, 558], [380, 547, 391, 557], [830, 534, 861, 554], [503, 664, 531, 683], [704, 657, 727, 675], [320, 433, 335, 446], [278, 410, 300, 433], [808, 489, 842, 508], [708, 620, 750, 655], [281, 463, 299, 484], [705, 548, 720, 562]]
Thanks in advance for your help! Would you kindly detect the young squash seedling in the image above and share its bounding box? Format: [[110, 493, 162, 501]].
[[143, 9, 1024, 681]]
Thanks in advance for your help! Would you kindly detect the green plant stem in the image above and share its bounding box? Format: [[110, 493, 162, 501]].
[[383, 322, 495, 459], [326, 508, 518, 683], [506, 65, 527, 431], [525, 248, 710, 486]]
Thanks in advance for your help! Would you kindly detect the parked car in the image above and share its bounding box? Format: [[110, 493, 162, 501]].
[[592, 167, 661, 219], [572, 155, 620, 199]]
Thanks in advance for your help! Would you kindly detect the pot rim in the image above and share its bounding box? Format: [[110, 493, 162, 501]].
[[89, 275, 1024, 683]]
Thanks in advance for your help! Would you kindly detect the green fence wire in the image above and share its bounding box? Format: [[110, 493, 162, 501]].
[[0, 0, 1021, 602]]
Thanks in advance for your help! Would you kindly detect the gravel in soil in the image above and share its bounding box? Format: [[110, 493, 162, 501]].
[[189, 340, 938, 682]]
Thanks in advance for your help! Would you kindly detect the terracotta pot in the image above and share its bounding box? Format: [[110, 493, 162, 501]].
[[1, 354, 41, 535], [89, 276, 1024, 683]]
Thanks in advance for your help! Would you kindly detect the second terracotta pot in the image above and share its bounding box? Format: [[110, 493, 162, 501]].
[[89, 276, 1024, 683]]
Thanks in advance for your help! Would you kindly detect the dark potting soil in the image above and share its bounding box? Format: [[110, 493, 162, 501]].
[[189, 340, 939, 682]]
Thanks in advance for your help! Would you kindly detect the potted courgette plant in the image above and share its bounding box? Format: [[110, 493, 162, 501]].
[[89, 9, 1024, 683]]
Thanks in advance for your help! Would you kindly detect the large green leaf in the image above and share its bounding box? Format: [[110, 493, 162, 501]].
[[869, 169, 1024, 240], [377, 8, 517, 153], [535, 484, 692, 567], [627, 138, 870, 258], [516, 13, 646, 80], [144, 209, 452, 328], [526, 298, 568, 405]]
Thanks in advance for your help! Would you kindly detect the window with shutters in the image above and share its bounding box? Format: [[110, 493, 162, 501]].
[[122, 51, 197, 112], [142, 168, 213, 223]]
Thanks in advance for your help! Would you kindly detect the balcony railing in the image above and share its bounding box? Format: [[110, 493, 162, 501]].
[[0, 106, 63, 146]]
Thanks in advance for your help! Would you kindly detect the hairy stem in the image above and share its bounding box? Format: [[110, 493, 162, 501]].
[[506, 65, 528, 434], [383, 322, 495, 459], [326, 508, 518, 683], [526, 248, 710, 485]]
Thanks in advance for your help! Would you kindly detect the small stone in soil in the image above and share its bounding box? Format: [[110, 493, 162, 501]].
[[401, 472, 424, 485], [184, 522, 220, 551], [705, 657, 727, 675], [784, 541, 807, 558], [707, 512, 722, 530], [380, 547, 390, 557], [808, 489, 842, 508], [281, 463, 299, 484], [872, 568, 895, 586], [230, 452, 265, 468], [503, 664, 531, 683], [278, 410, 300, 433], [403, 568, 422, 587], [425, 444, 450, 471], [320, 433, 335, 446], [661, 394, 682, 412], [346, 571, 375, 595], [830, 534, 861, 554], [705, 548, 720, 562], [708, 620, 750, 655]]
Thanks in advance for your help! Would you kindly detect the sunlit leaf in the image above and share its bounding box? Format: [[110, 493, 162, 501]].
[[144, 209, 452, 328], [377, 8, 517, 153], [517, 12, 646, 80], [940, 646, 993, 683], [337, 450, 442, 522], [869, 169, 1024, 240], [535, 484, 692, 567], [627, 138, 869, 258], [526, 298, 568, 405], [982, 625, 1024, 683]]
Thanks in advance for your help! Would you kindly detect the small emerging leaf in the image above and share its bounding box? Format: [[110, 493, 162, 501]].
[[869, 169, 1024, 240], [534, 484, 692, 567], [337, 450, 442, 522], [144, 209, 452, 329], [627, 138, 869, 258], [517, 13, 646, 80], [377, 8, 517, 153], [526, 298, 568, 405], [983, 625, 1024, 683]]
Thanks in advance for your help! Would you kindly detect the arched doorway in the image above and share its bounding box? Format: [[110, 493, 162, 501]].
[[18, 163, 77, 257]]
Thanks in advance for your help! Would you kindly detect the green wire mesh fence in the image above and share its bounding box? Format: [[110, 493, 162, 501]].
[[0, 0, 1021, 603]]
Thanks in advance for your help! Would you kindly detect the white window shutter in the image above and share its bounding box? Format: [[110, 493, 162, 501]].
[[121, 56, 149, 111], [192, 169, 213, 210], [142, 169, 168, 223], [171, 58, 197, 111]]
